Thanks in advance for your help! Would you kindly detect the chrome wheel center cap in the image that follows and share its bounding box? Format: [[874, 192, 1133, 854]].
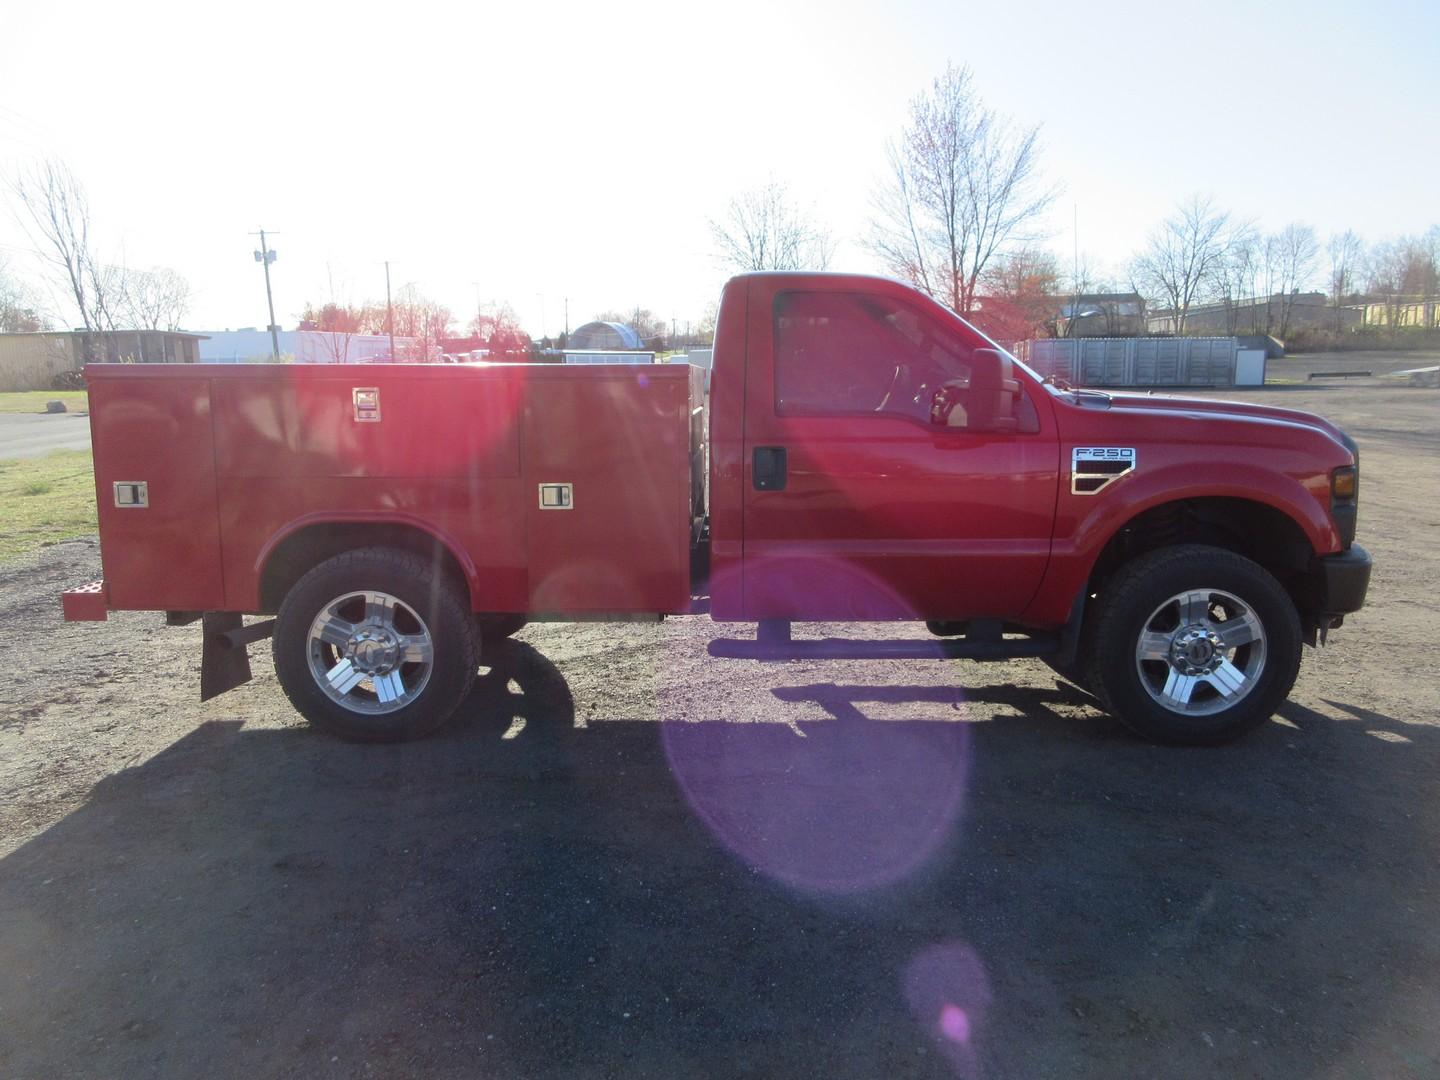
[[348, 627, 400, 674], [1170, 625, 1224, 675]]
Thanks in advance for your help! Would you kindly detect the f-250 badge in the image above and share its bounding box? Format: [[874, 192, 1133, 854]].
[[1071, 447, 1137, 495]]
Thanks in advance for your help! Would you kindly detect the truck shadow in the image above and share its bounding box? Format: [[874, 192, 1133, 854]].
[[1, 643, 1436, 1078], [771, 678, 1119, 739]]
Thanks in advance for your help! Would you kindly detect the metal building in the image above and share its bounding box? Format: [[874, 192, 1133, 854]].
[[568, 321, 645, 350]]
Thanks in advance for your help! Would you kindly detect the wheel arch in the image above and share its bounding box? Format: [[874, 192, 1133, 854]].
[[1086, 495, 1317, 590], [256, 514, 478, 614]]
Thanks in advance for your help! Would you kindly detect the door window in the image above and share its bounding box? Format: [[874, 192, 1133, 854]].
[[773, 291, 1034, 432]]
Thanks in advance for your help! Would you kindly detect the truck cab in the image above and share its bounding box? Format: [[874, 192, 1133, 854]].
[[706, 273, 1057, 623]]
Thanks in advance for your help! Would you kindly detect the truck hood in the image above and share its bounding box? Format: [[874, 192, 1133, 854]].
[[1092, 391, 1355, 455]]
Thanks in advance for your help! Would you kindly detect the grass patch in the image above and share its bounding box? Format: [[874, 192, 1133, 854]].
[[0, 449, 96, 562], [0, 390, 89, 414]]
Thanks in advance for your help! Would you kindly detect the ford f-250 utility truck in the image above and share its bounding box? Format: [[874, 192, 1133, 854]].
[[62, 272, 1371, 745]]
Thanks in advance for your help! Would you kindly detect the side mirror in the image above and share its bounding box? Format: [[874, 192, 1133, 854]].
[[970, 348, 1016, 390], [966, 349, 1021, 432], [930, 349, 1025, 431]]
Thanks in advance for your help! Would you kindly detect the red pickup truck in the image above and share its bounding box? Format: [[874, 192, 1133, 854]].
[[62, 272, 1370, 745]]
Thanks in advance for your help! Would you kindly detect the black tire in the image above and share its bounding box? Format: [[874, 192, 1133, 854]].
[[477, 614, 528, 649], [273, 547, 480, 742], [1082, 544, 1302, 746]]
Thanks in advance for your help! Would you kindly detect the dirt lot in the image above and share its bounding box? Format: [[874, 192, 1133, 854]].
[[1, 377, 1437, 1079]]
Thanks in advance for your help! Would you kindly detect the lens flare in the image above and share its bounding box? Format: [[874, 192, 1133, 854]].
[[939, 1003, 971, 1043], [661, 702, 969, 894], [905, 943, 991, 1076]]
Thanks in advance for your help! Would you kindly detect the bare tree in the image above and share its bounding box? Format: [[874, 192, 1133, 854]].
[[296, 300, 387, 363], [867, 63, 1054, 316], [1131, 195, 1230, 335], [1207, 224, 1260, 334], [122, 267, 191, 331], [1326, 230, 1364, 325], [1404, 226, 1440, 301], [309, 331, 353, 364], [1363, 230, 1440, 328], [0, 256, 48, 332], [710, 180, 833, 272], [978, 246, 1059, 340], [390, 285, 454, 361], [1421, 226, 1440, 329], [1269, 223, 1320, 338], [9, 160, 118, 355], [693, 300, 719, 345], [1364, 240, 1409, 329], [470, 301, 529, 355], [1056, 253, 1106, 337]]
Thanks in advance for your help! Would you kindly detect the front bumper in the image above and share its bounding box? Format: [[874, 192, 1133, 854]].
[[1310, 544, 1371, 615]]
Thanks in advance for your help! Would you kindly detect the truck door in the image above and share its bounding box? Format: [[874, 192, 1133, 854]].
[[740, 277, 1060, 622]]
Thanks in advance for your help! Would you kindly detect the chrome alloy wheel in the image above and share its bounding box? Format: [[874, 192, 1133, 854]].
[[1134, 588, 1267, 716], [306, 590, 434, 714]]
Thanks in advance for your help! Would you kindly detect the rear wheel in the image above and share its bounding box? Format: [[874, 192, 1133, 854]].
[[1084, 545, 1302, 745], [273, 547, 480, 742]]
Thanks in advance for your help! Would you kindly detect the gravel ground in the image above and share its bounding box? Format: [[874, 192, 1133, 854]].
[[0, 380, 1437, 1079]]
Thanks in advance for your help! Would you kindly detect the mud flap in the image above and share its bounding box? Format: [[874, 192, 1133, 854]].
[[201, 612, 252, 701]]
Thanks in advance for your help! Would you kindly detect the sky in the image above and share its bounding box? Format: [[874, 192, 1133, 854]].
[[1, 0, 1436, 337]]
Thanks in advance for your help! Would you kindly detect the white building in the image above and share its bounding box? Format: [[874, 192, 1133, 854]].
[[198, 329, 416, 363]]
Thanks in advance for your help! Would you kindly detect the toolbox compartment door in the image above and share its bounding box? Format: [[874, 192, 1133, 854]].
[[90, 375, 227, 611], [523, 368, 692, 614]]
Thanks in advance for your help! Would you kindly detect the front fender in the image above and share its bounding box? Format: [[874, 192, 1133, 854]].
[[1024, 453, 1337, 625]]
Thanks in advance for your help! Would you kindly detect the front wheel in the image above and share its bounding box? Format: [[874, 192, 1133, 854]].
[[1083, 545, 1302, 745], [273, 547, 480, 742]]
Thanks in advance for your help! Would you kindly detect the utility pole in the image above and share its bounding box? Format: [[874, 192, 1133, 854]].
[[385, 261, 395, 361], [563, 297, 569, 337], [251, 229, 280, 361]]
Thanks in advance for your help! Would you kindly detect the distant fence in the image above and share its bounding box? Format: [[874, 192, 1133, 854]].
[[1017, 337, 1240, 388]]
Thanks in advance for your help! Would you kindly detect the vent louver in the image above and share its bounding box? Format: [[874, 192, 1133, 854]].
[[1071, 448, 1136, 495]]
